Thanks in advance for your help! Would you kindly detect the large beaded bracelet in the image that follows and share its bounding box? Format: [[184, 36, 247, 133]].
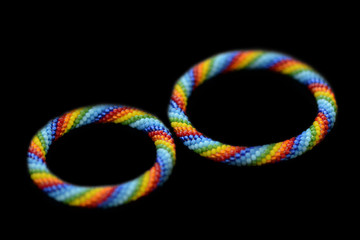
[[28, 105, 176, 208], [168, 50, 337, 166]]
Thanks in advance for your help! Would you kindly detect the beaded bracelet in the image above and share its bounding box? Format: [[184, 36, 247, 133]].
[[168, 50, 337, 166], [28, 105, 176, 208]]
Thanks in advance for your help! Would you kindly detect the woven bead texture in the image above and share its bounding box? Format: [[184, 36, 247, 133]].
[[28, 105, 176, 208], [168, 50, 337, 166]]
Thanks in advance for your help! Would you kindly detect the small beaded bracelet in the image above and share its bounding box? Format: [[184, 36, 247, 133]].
[[168, 50, 337, 166], [28, 105, 176, 208]]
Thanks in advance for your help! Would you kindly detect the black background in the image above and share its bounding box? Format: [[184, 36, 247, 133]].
[[9, 10, 354, 234]]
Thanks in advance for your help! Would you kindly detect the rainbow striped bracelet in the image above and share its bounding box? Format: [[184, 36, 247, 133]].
[[168, 50, 337, 166], [28, 105, 176, 208]]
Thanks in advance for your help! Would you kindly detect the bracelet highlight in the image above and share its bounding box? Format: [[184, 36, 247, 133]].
[[28, 105, 176, 208], [168, 50, 337, 166]]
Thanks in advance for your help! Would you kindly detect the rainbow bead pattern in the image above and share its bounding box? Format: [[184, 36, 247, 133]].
[[168, 50, 337, 166], [28, 105, 176, 207]]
